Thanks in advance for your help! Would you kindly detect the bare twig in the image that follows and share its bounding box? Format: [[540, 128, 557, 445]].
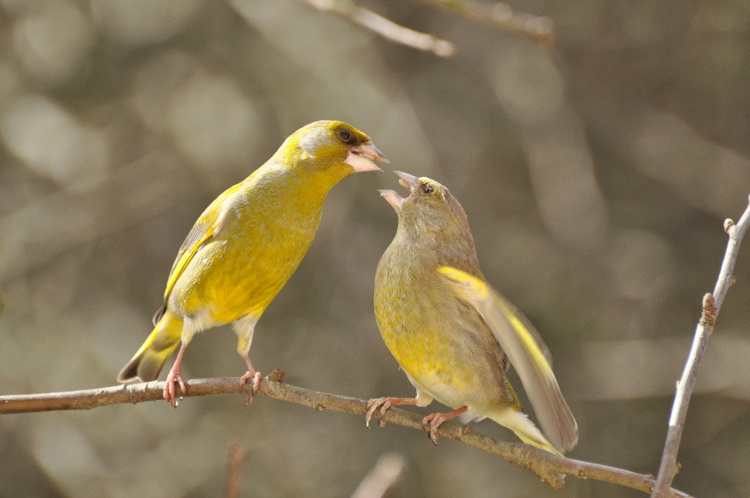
[[225, 443, 248, 498], [652, 197, 750, 497], [351, 452, 407, 498], [411, 0, 555, 48], [0, 372, 687, 496], [299, 0, 455, 57], [296, 0, 557, 57]]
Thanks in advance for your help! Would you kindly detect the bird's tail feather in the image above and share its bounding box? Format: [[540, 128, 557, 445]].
[[489, 407, 563, 456], [117, 311, 183, 382]]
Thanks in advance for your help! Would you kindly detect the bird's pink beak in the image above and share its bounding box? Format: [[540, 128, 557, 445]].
[[345, 142, 389, 172], [394, 170, 419, 191], [379, 170, 420, 212], [378, 189, 404, 211]]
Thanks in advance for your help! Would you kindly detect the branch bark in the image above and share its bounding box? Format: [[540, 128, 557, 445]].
[[0, 371, 688, 496], [652, 197, 750, 497]]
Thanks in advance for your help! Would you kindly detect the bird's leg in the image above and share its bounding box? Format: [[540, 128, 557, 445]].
[[163, 342, 189, 407], [422, 405, 469, 444], [365, 397, 422, 428], [239, 354, 261, 405]]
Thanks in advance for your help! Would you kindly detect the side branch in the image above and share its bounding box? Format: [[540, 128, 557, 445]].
[[412, 0, 555, 47], [652, 196, 750, 497], [299, 0, 456, 57], [296, 0, 556, 57], [0, 373, 687, 496]]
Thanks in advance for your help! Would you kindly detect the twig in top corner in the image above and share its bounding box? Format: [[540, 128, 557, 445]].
[[411, 0, 555, 48], [300, 0, 456, 57]]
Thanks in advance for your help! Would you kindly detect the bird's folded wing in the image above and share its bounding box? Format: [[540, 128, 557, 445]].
[[437, 266, 579, 453], [153, 183, 243, 325]]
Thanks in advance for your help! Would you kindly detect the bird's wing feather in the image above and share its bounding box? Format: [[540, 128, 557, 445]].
[[153, 183, 243, 325], [437, 266, 579, 453]]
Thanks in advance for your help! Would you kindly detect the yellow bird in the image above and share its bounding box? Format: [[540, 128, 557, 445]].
[[118, 120, 388, 406], [367, 171, 577, 455]]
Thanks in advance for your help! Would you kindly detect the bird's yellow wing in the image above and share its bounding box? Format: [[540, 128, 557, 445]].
[[152, 182, 244, 325], [437, 266, 579, 453]]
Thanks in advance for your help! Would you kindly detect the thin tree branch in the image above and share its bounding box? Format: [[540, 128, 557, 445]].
[[296, 0, 556, 57], [652, 197, 750, 497], [225, 442, 248, 498], [0, 371, 687, 496], [299, 0, 456, 57], [351, 452, 407, 498], [411, 0, 555, 48]]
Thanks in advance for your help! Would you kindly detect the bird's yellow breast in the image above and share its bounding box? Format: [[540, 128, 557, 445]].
[[169, 175, 326, 326], [373, 234, 514, 410], [375, 270, 479, 396]]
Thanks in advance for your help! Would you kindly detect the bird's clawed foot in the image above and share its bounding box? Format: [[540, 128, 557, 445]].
[[421, 405, 468, 444], [365, 397, 420, 428], [240, 354, 262, 404], [422, 412, 448, 444], [240, 370, 261, 405], [163, 367, 187, 408], [365, 398, 395, 428]]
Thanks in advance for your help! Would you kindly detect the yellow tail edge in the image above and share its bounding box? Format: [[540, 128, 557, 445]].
[[117, 311, 183, 383], [514, 431, 563, 457], [490, 408, 563, 457]]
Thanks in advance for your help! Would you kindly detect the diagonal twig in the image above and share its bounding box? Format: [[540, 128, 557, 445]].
[[299, 0, 455, 57], [411, 0, 555, 48], [652, 196, 750, 497], [295, 0, 556, 57], [351, 451, 407, 498]]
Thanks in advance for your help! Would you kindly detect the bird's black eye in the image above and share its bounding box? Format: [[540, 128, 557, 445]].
[[339, 129, 352, 142], [423, 184, 435, 194]]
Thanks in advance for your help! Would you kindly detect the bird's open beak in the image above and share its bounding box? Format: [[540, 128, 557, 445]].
[[345, 142, 389, 173], [379, 170, 420, 212], [378, 189, 404, 211], [394, 170, 419, 191]]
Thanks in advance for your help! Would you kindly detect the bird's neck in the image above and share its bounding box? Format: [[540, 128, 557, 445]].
[[281, 149, 353, 187], [250, 160, 352, 213], [390, 223, 483, 277]]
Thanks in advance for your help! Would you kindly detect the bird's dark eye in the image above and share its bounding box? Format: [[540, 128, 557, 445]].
[[423, 184, 434, 194], [339, 129, 352, 142]]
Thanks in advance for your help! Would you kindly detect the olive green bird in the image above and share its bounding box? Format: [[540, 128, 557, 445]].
[[367, 171, 578, 455], [117, 120, 388, 406]]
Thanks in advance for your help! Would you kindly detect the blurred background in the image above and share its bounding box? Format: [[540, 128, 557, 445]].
[[1, 0, 749, 496]]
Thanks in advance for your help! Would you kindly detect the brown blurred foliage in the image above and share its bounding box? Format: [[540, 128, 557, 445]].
[[1, 1, 749, 496]]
